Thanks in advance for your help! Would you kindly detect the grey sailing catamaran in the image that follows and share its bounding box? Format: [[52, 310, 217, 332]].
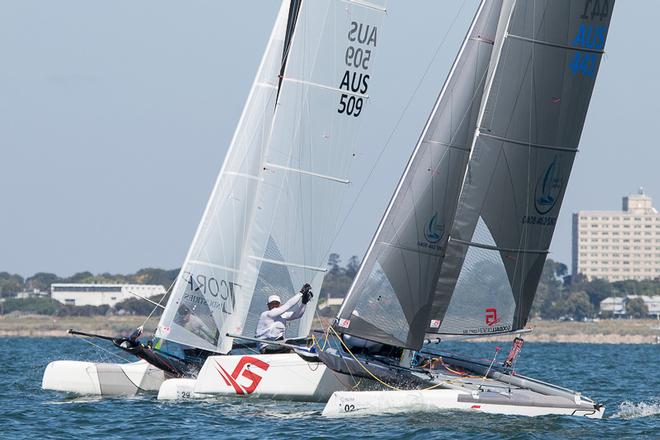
[[318, 0, 614, 418]]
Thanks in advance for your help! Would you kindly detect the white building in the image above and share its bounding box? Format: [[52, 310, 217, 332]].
[[572, 189, 660, 281], [50, 283, 166, 307], [599, 297, 625, 316], [599, 295, 660, 318], [16, 289, 48, 299]]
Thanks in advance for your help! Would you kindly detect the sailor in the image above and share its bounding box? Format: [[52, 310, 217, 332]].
[[256, 283, 313, 354]]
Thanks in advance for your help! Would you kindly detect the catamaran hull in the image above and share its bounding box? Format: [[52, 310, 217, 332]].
[[159, 353, 354, 402], [42, 360, 167, 396], [322, 390, 605, 419]]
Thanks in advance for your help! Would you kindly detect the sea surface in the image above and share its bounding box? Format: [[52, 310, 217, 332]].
[[1, 337, 658, 439]]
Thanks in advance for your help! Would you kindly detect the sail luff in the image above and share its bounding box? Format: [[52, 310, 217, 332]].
[[334, 0, 503, 349]]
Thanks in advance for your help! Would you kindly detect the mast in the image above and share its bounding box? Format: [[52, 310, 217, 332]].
[[334, 0, 503, 349]]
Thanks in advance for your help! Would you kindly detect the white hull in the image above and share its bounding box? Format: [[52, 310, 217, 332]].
[[322, 390, 605, 419], [42, 360, 167, 396], [158, 353, 354, 402]]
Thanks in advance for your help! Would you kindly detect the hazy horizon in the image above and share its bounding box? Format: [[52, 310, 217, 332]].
[[2, 1, 657, 277]]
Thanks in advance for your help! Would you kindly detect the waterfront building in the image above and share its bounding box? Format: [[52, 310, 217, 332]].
[[572, 189, 660, 281], [599, 297, 625, 316], [15, 289, 48, 299], [50, 283, 165, 307], [599, 295, 660, 318]]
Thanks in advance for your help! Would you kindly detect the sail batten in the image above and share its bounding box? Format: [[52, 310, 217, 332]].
[[479, 132, 580, 152], [507, 33, 606, 53], [248, 256, 329, 273], [280, 76, 371, 98], [449, 238, 549, 254], [263, 162, 351, 184]]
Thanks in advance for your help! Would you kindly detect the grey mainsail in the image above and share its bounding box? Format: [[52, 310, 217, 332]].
[[335, 0, 614, 349], [429, 0, 615, 336], [334, 0, 503, 349]]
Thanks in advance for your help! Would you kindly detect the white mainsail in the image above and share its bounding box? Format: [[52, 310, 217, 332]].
[[235, 0, 387, 340], [157, 0, 387, 353]]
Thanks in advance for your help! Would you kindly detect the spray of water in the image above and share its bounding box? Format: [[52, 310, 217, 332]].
[[610, 400, 660, 419]]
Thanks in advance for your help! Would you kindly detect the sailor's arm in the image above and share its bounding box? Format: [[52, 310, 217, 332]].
[[264, 293, 303, 318], [283, 303, 306, 321]]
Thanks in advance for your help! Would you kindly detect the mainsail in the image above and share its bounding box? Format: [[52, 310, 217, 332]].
[[156, 2, 292, 353], [336, 0, 613, 349], [235, 0, 387, 340], [428, 0, 614, 336], [335, 0, 503, 349], [157, 0, 387, 353]]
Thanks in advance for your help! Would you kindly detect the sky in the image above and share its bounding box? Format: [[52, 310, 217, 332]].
[[0, 0, 657, 277]]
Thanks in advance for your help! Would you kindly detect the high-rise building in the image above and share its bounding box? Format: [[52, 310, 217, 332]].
[[572, 189, 660, 281]]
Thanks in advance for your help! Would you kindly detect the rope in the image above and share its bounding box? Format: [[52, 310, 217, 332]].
[[141, 278, 176, 328], [71, 333, 131, 363], [323, 326, 458, 392]]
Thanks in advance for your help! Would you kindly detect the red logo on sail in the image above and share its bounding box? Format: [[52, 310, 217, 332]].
[[215, 356, 270, 395], [485, 308, 500, 327]]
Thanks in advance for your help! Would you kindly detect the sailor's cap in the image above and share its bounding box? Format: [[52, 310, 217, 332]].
[[267, 295, 282, 304]]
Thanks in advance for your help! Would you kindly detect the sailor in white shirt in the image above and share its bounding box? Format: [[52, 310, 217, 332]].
[[256, 283, 313, 353]]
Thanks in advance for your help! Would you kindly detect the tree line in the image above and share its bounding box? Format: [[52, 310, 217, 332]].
[[1, 257, 656, 319]]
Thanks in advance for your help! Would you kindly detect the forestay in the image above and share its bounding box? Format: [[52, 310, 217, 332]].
[[334, 0, 503, 349], [155, 2, 292, 353], [234, 0, 387, 341], [428, 0, 614, 336]]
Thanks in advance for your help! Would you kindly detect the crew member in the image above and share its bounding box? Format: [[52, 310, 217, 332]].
[[256, 283, 313, 354]]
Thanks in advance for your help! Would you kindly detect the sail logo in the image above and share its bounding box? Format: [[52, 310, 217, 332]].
[[570, 0, 610, 78], [424, 213, 444, 244], [485, 308, 500, 327], [215, 357, 270, 395], [182, 271, 238, 315], [429, 319, 441, 329], [534, 157, 563, 215], [338, 318, 351, 329]]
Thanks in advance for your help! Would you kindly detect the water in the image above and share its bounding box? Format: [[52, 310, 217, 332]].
[[1, 338, 658, 439]]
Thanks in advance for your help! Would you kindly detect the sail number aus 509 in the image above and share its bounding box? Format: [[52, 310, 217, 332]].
[[338, 21, 377, 117]]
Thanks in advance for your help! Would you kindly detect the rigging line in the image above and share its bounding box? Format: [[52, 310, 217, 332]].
[[126, 289, 166, 310], [141, 277, 177, 328], [71, 333, 131, 363], [141, 279, 176, 329], [325, 325, 459, 392], [321, 0, 472, 260]]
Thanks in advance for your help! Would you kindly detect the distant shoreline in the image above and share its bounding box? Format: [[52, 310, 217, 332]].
[[1, 314, 659, 343]]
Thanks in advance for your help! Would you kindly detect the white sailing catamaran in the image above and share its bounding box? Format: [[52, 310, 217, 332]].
[[317, 0, 614, 418], [43, 0, 386, 399]]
